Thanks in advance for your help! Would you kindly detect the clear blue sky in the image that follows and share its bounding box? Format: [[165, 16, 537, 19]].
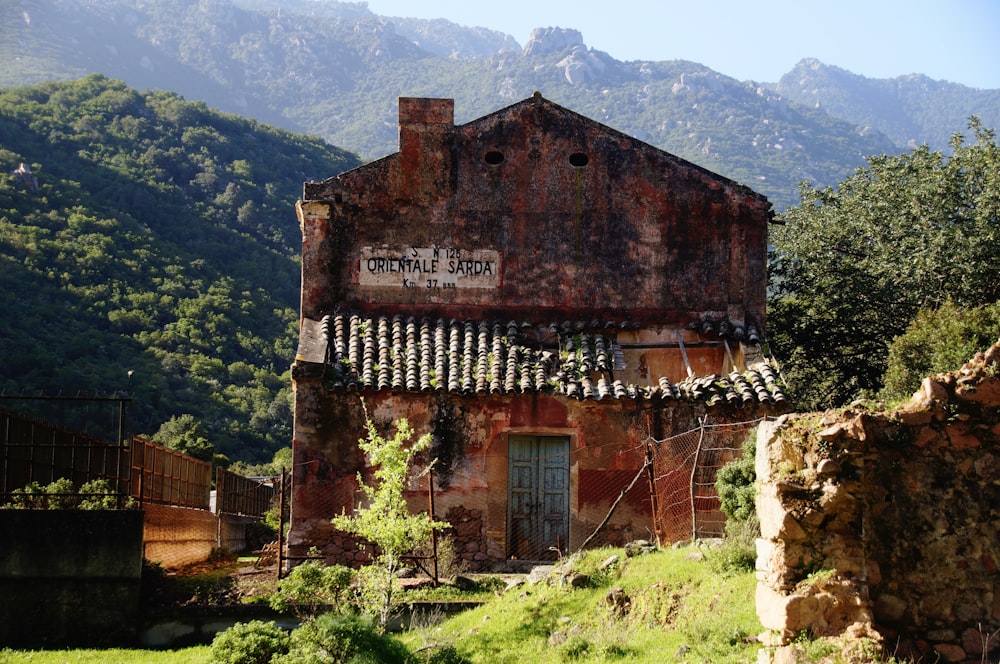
[[364, 0, 1000, 89]]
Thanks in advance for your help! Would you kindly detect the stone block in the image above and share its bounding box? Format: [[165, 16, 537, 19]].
[[757, 485, 786, 540], [932, 643, 966, 663], [919, 377, 950, 406], [756, 583, 819, 634], [961, 626, 992, 656], [945, 422, 981, 450], [954, 377, 1000, 405]]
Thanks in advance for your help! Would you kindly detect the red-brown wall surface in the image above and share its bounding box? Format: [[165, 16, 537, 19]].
[[290, 95, 780, 568], [298, 94, 770, 328]]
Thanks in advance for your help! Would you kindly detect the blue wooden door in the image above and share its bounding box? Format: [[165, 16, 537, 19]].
[[508, 436, 570, 560]]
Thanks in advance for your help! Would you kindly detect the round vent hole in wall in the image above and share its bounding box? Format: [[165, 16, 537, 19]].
[[569, 153, 589, 167], [484, 151, 505, 165]]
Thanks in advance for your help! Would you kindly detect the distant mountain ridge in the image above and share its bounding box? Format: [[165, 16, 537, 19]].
[[2, 0, 997, 210], [770, 58, 1000, 151]]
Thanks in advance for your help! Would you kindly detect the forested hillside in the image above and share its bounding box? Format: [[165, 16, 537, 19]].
[[0, 75, 360, 462]]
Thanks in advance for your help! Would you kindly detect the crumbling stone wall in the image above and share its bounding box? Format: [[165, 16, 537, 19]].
[[756, 341, 1000, 664]]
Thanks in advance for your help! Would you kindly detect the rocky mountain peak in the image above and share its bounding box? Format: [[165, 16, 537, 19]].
[[522, 27, 584, 57]]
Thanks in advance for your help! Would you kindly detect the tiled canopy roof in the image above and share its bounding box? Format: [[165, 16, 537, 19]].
[[315, 313, 786, 406]]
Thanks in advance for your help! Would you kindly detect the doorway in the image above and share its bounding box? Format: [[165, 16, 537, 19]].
[[508, 435, 570, 560]]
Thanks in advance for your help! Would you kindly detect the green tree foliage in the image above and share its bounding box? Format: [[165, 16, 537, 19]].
[[332, 404, 445, 631], [228, 446, 292, 478], [769, 118, 1000, 410], [711, 432, 759, 573], [715, 433, 757, 524], [153, 413, 215, 462], [881, 301, 1000, 401], [0, 75, 360, 463]]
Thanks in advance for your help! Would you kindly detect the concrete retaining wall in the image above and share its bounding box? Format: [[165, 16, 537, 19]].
[[0, 509, 144, 648]]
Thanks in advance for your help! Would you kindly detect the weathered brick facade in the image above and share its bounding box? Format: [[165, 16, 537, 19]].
[[291, 94, 786, 569]]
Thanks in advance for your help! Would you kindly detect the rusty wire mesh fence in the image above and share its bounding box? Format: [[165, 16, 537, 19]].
[[1, 407, 214, 510], [128, 436, 211, 509], [1, 407, 129, 504], [647, 418, 765, 543]]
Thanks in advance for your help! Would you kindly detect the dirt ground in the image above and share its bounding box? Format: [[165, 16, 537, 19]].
[[141, 551, 279, 608]]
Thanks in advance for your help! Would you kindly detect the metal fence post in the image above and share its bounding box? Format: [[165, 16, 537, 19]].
[[644, 440, 661, 546], [277, 468, 286, 581]]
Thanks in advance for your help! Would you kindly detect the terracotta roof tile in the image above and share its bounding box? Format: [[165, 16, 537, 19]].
[[318, 312, 786, 406]]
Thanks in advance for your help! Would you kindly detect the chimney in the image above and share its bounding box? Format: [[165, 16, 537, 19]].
[[398, 97, 454, 203]]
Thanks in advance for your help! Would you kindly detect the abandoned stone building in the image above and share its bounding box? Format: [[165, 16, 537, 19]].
[[290, 93, 789, 568]]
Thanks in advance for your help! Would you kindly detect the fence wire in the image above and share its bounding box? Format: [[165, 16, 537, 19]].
[[646, 417, 765, 543], [216, 467, 276, 518]]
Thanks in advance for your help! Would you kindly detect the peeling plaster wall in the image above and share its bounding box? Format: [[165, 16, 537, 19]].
[[289, 380, 780, 568], [755, 342, 1000, 664], [290, 387, 651, 568]]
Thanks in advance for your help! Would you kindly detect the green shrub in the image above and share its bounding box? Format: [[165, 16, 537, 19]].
[[712, 431, 761, 573], [3, 478, 131, 510], [209, 619, 290, 664], [708, 516, 760, 574], [716, 431, 757, 523], [45, 477, 79, 509], [417, 644, 470, 664], [269, 560, 354, 618], [78, 478, 122, 509], [277, 613, 411, 664], [882, 300, 1000, 400], [4, 481, 47, 509]]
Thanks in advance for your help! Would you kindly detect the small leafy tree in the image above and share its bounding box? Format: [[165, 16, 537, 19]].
[[332, 401, 445, 631]]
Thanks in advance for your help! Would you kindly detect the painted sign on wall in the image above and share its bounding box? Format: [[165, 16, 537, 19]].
[[359, 246, 501, 289]]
